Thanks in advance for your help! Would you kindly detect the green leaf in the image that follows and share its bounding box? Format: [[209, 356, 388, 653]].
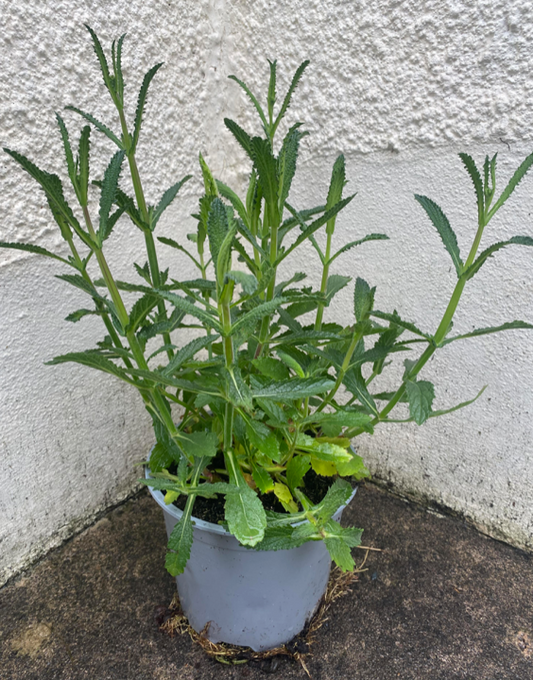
[[329, 233, 389, 264], [230, 297, 288, 338], [99, 150, 126, 242], [336, 451, 370, 479], [267, 59, 277, 124], [252, 357, 290, 381], [405, 379, 435, 425], [4, 148, 86, 243], [428, 385, 487, 419], [85, 25, 114, 96], [440, 320, 533, 345], [56, 273, 102, 299], [165, 514, 193, 576], [226, 366, 254, 410], [132, 63, 164, 152], [370, 310, 430, 339], [250, 136, 279, 223], [315, 479, 353, 522], [253, 525, 310, 552], [343, 368, 378, 416], [252, 377, 335, 401], [156, 290, 222, 332], [163, 335, 218, 376], [246, 421, 281, 461], [126, 293, 158, 332], [77, 125, 91, 206], [280, 195, 355, 264], [251, 462, 275, 494], [216, 180, 248, 224], [353, 277, 375, 322], [179, 431, 218, 460], [225, 484, 267, 546], [46, 350, 137, 384], [65, 308, 98, 323], [0, 241, 71, 265], [272, 60, 310, 135], [65, 106, 123, 148], [324, 521, 363, 572], [228, 74, 268, 132], [207, 198, 233, 285], [286, 454, 311, 491], [488, 151, 533, 220], [310, 409, 374, 437], [326, 275, 351, 304], [151, 176, 191, 230], [459, 153, 485, 221], [224, 118, 253, 157], [55, 113, 76, 185], [296, 434, 352, 463], [157, 236, 202, 269], [277, 123, 306, 210], [224, 270, 258, 296], [415, 195, 463, 277], [148, 442, 174, 473], [462, 236, 533, 281]]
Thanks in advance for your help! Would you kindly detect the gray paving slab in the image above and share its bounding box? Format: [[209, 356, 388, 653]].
[[1, 484, 532, 680]]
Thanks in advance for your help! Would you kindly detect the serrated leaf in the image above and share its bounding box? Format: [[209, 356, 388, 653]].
[[277, 123, 305, 211], [309, 410, 374, 437], [250, 136, 279, 224], [415, 195, 463, 277], [0, 241, 71, 265], [353, 277, 375, 322], [459, 153, 485, 221], [132, 62, 164, 152], [405, 379, 435, 425], [251, 462, 274, 494], [336, 451, 370, 479], [224, 118, 253, 156], [216, 180, 248, 224], [272, 60, 310, 135], [286, 454, 311, 491], [440, 320, 533, 345], [65, 106, 123, 148], [151, 176, 191, 230], [343, 368, 378, 416], [179, 430, 218, 460], [163, 335, 218, 376], [246, 421, 281, 461], [252, 377, 335, 401], [253, 525, 310, 551], [230, 297, 287, 338], [228, 74, 268, 132], [488, 151, 533, 219], [148, 441, 174, 473], [296, 434, 352, 463], [370, 310, 430, 339], [98, 149, 126, 242], [56, 273, 103, 299], [329, 233, 389, 264], [225, 484, 267, 546], [252, 357, 290, 381], [462, 236, 533, 281], [165, 514, 193, 576], [315, 478, 353, 522], [156, 290, 222, 332], [46, 350, 137, 384], [325, 274, 351, 304], [226, 366, 253, 410], [65, 308, 98, 323], [310, 458, 337, 476], [224, 270, 258, 296], [127, 293, 158, 333]]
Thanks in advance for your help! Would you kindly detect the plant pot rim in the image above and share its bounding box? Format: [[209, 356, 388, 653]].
[[144, 447, 357, 538]]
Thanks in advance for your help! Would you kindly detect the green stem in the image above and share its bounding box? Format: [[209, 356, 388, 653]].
[[317, 326, 365, 413]]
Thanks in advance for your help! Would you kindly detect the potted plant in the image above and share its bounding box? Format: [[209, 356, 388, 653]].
[[2, 26, 533, 651]]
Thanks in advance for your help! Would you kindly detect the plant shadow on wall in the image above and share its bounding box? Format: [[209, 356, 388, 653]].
[[2, 25, 533, 650]]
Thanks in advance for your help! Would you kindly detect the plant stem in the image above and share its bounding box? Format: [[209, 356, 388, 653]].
[[317, 326, 365, 413]]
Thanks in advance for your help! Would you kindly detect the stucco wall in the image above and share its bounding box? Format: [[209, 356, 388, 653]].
[[1, 0, 533, 585]]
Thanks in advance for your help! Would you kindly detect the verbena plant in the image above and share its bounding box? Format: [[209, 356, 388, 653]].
[[3, 27, 533, 575]]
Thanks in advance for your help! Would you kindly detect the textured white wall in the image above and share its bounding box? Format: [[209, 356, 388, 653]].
[[2, 0, 533, 584]]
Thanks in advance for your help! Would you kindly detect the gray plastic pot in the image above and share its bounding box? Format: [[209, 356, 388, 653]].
[[146, 466, 356, 651]]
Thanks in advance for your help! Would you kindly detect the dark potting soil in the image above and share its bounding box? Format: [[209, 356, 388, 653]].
[[172, 466, 336, 525]]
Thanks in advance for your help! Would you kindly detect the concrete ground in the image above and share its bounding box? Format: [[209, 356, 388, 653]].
[[1, 484, 532, 680]]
